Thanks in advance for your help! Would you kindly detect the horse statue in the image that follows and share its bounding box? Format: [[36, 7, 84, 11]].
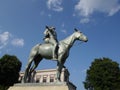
[[22, 28, 88, 83]]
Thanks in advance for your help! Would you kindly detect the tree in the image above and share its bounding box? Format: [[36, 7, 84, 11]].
[[84, 57, 120, 90], [0, 54, 22, 90]]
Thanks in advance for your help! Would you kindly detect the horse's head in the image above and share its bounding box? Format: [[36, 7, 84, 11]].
[[74, 28, 88, 42]]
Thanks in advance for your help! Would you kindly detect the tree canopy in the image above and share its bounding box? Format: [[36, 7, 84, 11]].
[[0, 54, 22, 89], [84, 57, 120, 90]]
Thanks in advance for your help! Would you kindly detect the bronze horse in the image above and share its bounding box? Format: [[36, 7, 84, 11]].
[[23, 29, 88, 83]]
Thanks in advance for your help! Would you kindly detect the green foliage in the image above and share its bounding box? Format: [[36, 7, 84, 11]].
[[84, 57, 120, 90], [0, 54, 22, 89]]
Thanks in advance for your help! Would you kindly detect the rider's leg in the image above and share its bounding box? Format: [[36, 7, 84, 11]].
[[53, 43, 58, 59]]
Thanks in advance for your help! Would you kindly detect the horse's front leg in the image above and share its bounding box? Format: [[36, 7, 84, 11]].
[[56, 60, 63, 82]]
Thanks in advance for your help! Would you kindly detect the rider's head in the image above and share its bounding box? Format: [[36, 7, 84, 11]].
[[46, 26, 55, 31]]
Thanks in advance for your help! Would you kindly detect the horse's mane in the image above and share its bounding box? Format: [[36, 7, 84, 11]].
[[59, 32, 75, 44]]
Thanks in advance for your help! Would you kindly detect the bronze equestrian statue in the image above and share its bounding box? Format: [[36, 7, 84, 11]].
[[22, 26, 88, 83]]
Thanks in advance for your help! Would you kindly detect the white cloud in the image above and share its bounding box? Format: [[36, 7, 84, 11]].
[[0, 32, 11, 49], [61, 23, 65, 28], [75, 0, 120, 23], [48, 14, 52, 18], [61, 29, 67, 34], [47, 0, 63, 12], [0, 31, 24, 50], [60, 23, 67, 34], [11, 38, 24, 47], [80, 18, 90, 24], [75, 0, 120, 16]]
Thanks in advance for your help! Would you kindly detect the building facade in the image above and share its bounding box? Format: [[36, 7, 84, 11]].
[[19, 68, 70, 83]]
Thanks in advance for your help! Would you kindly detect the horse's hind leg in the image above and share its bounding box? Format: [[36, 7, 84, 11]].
[[23, 52, 38, 82], [29, 54, 43, 73], [22, 57, 34, 83]]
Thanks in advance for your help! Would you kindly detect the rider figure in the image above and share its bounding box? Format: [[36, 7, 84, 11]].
[[43, 26, 58, 59]]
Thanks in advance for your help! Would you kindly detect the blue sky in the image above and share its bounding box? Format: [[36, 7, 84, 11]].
[[0, 0, 120, 89]]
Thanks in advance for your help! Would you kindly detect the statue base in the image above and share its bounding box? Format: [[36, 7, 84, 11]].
[[8, 82, 76, 90]]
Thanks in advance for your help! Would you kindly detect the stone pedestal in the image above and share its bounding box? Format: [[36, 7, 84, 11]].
[[9, 82, 76, 90]]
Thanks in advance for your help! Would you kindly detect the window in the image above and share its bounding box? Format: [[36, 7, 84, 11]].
[[50, 77, 54, 82], [43, 76, 47, 83], [36, 75, 41, 83], [36, 79, 39, 83], [50, 74, 55, 82]]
